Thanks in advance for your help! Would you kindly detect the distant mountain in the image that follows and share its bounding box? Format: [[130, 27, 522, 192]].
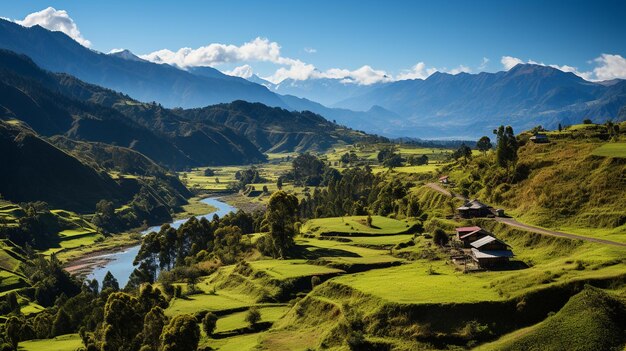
[[253, 76, 380, 106], [107, 49, 146, 62], [0, 19, 286, 109], [0, 49, 266, 168], [334, 64, 626, 138], [178, 100, 384, 153]]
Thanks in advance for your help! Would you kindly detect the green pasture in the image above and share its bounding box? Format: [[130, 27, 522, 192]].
[[591, 142, 626, 158], [302, 215, 417, 236], [18, 334, 83, 351]]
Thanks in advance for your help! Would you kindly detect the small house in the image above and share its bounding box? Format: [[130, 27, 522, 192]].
[[458, 228, 492, 247], [457, 199, 493, 218], [455, 226, 481, 239], [530, 133, 549, 143], [470, 235, 514, 268], [439, 175, 449, 184], [470, 248, 514, 268]]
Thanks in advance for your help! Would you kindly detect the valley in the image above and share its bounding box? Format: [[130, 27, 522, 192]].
[[0, 4, 625, 350]]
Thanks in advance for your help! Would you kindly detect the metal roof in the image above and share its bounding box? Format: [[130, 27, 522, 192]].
[[471, 248, 514, 259], [455, 226, 481, 233], [470, 235, 509, 249]]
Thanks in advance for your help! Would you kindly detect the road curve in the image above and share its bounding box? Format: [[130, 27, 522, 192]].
[[424, 183, 626, 247]]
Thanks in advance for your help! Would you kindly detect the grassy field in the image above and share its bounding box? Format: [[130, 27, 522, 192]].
[[249, 259, 344, 279], [166, 287, 257, 316], [591, 142, 626, 158], [18, 334, 83, 351], [215, 306, 289, 333], [302, 215, 418, 236]]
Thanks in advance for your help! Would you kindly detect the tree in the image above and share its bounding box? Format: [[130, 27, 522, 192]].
[[494, 125, 518, 168], [558, 123, 562, 132], [245, 307, 261, 327], [263, 191, 299, 258], [262, 185, 269, 193], [102, 271, 120, 292], [476, 136, 492, 155], [366, 214, 373, 227], [203, 168, 215, 176], [51, 308, 72, 336], [141, 306, 167, 351], [454, 144, 472, 162], [4, 316, 22, 349], [202, 312, 218, 337], [383, 154, 403, 169], [433, 229, 449, 246], [276, 177, 283, 190], [213, 226, 244, 264], [101, 292, 143, 351], [583, 118, 593, 124], [292, 153, 325, 186], [159, 314, 200, 351]]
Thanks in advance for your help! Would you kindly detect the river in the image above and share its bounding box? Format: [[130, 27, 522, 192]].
[[86, 197, 236, 288]]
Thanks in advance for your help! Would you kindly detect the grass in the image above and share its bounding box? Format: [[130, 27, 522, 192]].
[[302, 216, 418, 236], [591, 142, 626, 158], [475, 286, 626, 351], [249, 260, 344, 279], [174, 196, 218, 220], [165, 288, 257, 316], [18, 334, 83, 351], [332, 260, 502, 303], [215, 306, 289, 333], [200, 333, 262, 351]]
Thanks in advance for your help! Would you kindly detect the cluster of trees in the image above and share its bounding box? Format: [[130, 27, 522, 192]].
[[0, 202, 61, 247], [231, 167, 267, 191], [298, 165, 424, 221], [134, 209, 264, 284], [92, 179, 185, 234], [377, 147, 403, 169], [0, 252, 204, 351]]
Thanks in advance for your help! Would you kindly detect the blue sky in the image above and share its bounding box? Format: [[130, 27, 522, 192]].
[[2, 0, 626, 83]]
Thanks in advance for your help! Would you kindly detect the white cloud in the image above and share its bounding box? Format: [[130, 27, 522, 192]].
[[224, 64, 254, 79], [501, 56, 524, 70], [15, 7, 91, 47], [140, 37, 288, 68], [396, 62, 438, 80], [592, 54, 626, 81], [478, 57, 489, 70], [448, 65, 471, 75], [304, 47, 317, 54]]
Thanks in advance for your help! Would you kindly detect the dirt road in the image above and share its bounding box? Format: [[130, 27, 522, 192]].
[[425, 183, 626, 247]]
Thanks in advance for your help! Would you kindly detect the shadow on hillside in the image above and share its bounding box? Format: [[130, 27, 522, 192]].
[[488, 260, 529, 271], [287, 244, 361, 259]]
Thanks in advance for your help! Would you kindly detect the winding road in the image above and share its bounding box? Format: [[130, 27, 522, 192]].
[[425, 182, 626, 247]]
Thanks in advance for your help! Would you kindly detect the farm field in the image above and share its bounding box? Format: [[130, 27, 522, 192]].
[[18, 334, 83, 351], [302, 215, 418, 236], [591, 142, 626, 158]]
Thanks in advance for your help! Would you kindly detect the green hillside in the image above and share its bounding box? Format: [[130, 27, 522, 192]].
[[476, 286, 626, 351]]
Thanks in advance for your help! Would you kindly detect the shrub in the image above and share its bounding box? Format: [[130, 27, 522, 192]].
[[245, 307, 261, 327], [433, 229, 449, 246]]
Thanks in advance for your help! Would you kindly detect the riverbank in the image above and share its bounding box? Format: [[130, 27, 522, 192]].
[[64, 197, 237, 287]]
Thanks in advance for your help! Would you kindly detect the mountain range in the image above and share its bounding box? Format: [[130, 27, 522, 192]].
[[0, 17, 624, 139]]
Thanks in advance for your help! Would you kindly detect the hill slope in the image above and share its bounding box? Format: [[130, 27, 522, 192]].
[[0, 50, 267, 168], [0, 121, 128, 211], [478, 286, 626, 351]]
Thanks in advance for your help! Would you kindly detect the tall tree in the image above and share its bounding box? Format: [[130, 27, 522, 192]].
[[101, 292, 143, 351], [476, 136, 492, 155], [264, 191, 299, 258], [494, 125, 518, 168], [102, 271, 120, 292], [159, 314, 200, 351]]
